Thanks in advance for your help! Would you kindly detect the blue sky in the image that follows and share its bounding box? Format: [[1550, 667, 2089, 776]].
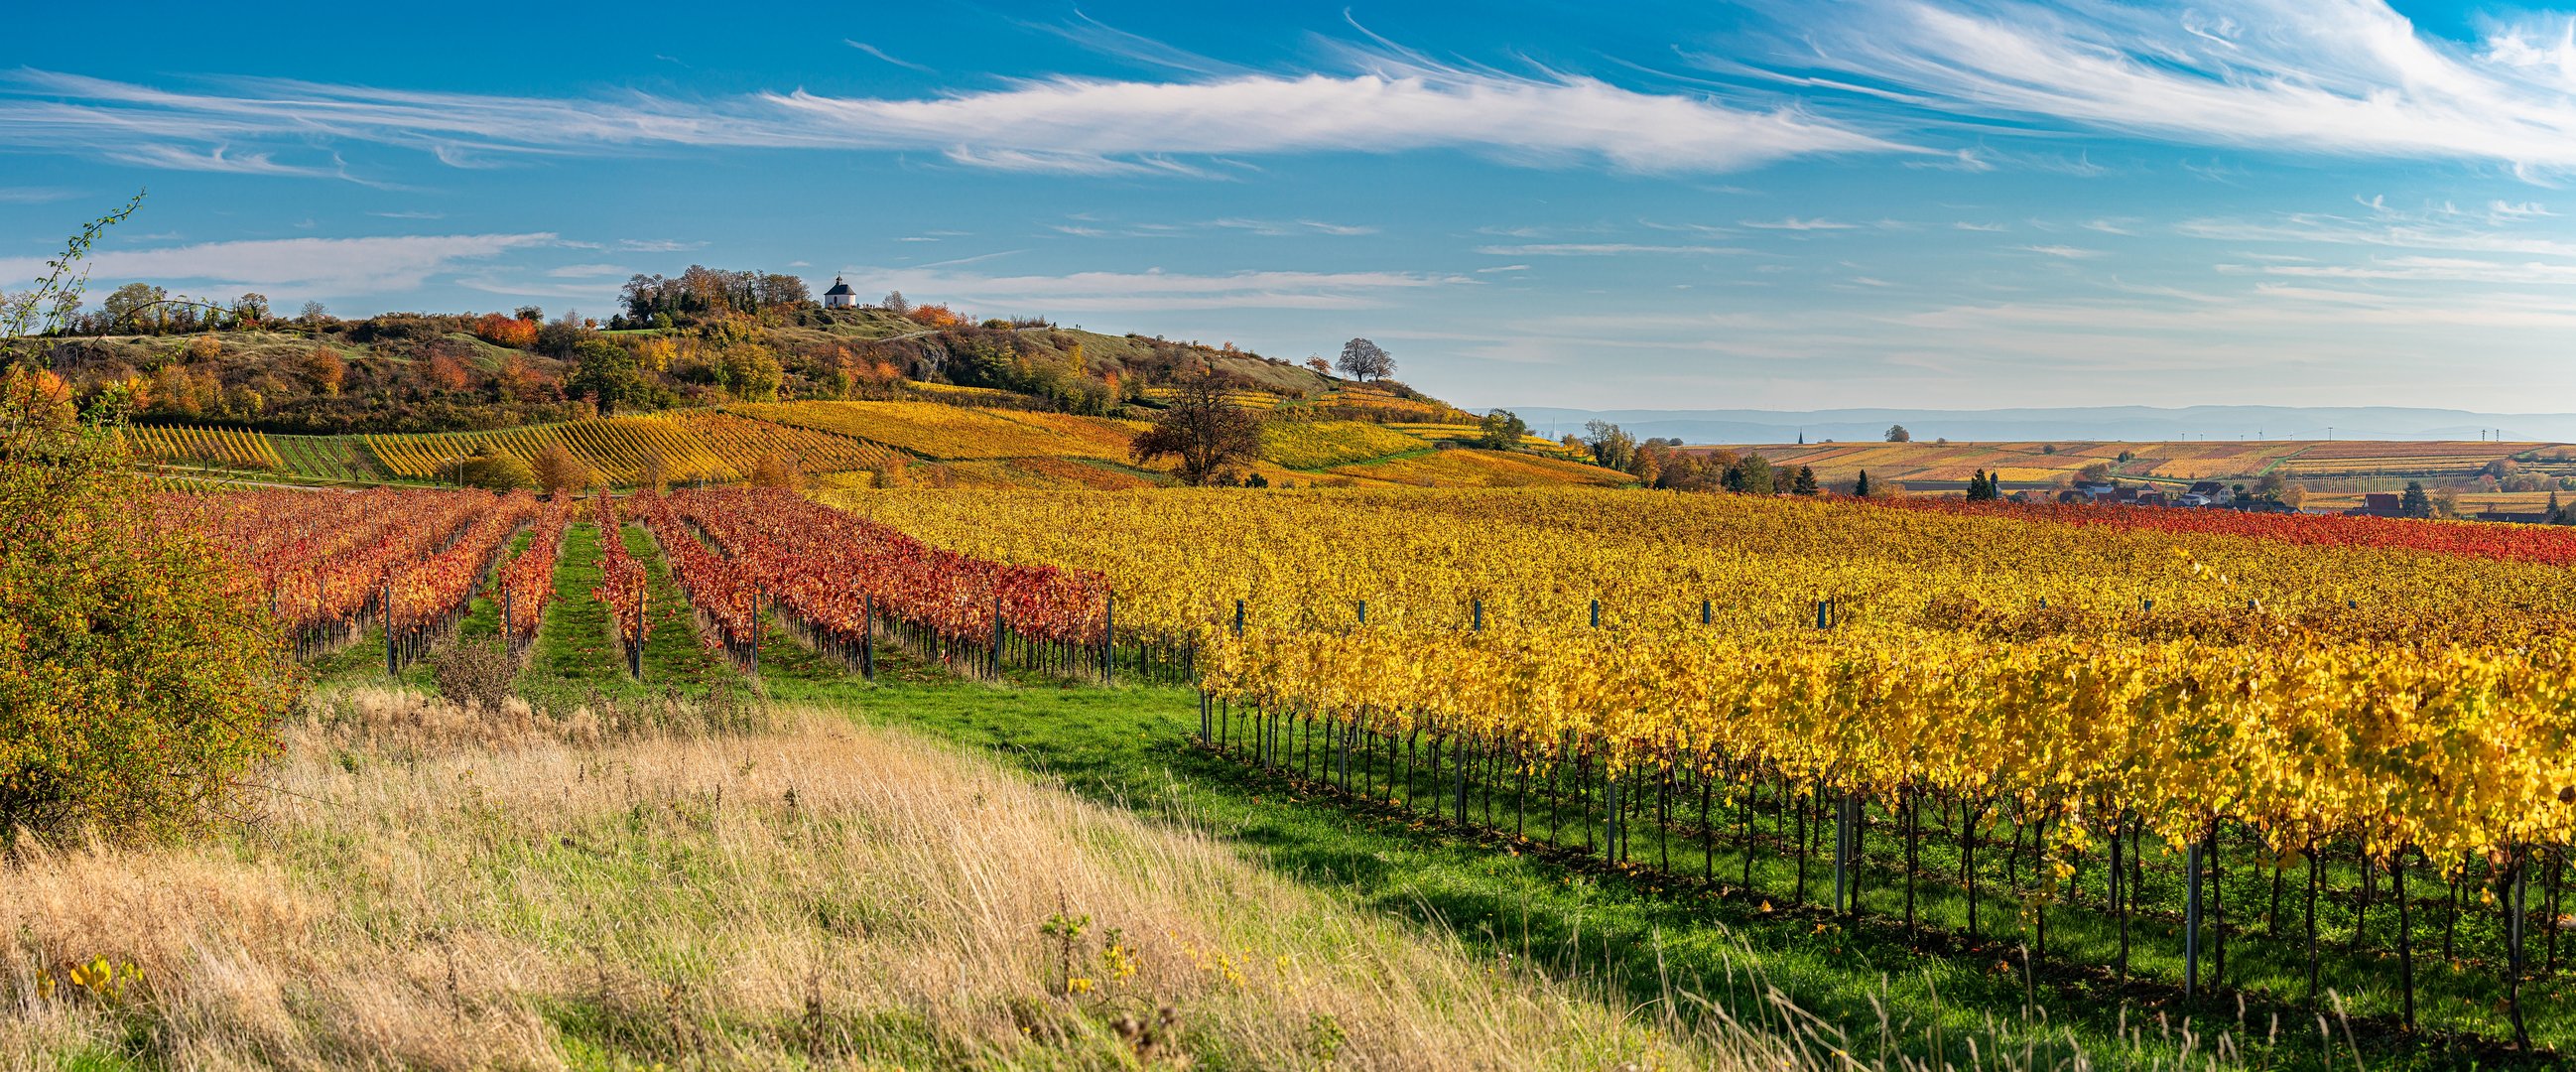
[[5, 0, 2575, 411]]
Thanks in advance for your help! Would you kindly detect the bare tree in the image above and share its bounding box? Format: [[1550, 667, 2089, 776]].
[[1335, 337, 1393, 382], [881, 290, 909, 315]]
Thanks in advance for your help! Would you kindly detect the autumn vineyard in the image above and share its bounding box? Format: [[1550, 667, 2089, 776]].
[[87, 473, 2576, 1058]]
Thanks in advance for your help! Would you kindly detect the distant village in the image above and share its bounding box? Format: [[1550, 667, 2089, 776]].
[[2022, 480, 2551, 524]]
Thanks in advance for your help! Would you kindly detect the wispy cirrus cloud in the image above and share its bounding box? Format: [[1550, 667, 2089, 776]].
[[2177, 207, 2576, 257], [844, 40, 934, 73], [833, 266, 1463, 313], [1473, 242, 1746, 256], [1741, 217, 1857, 230], [1764, 0, 2576, 175], [0, 232, 554, 294], [1044, 216, 1377, 238], [0, 61, 1911, 181], [2233, 256, 2576, 286]]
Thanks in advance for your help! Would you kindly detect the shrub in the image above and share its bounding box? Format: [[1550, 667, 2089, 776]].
[[473, 312, 539, 348], [460, 447, 536, 490], [530, 443, 595, 496], [749, 449, 803, 489], [0, 366, 295, 845], [301, 346, 345, 396], [431, 638, 517, 712]]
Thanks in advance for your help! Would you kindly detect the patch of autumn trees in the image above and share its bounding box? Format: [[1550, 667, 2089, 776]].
[[1579, 420, 1823, 496]]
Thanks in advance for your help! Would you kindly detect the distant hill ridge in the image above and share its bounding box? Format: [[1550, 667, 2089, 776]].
[[1510, 405, 2576, 444]]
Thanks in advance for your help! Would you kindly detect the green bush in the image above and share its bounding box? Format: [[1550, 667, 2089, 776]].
[[0, 365, 296, 845], [459, 447, 535, 490]]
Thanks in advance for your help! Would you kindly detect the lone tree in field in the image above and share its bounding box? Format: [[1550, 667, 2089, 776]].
[[1884, 424, 1911, 443], [459, 446, 535, 490], [531, 443, 595, 498], [2400, 480, 2433, 519], [1336, 337, 1393, 383], [749, 449, 804, 489], [1793, 465, 1819, 495], [1131, 373, 1263, 485]]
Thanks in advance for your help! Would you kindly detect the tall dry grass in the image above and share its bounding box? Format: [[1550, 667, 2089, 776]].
[[0, 689, 1828, 1070]]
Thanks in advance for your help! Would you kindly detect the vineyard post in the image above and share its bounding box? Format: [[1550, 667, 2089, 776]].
[[2394, 849, 2414, 1031], [1234, 599, 1244, 636], [991, 597, 1003, 679], [2185, 837, 2203, 999], [1701, 599, 1711, 626], [861, 592, 875, 681], [2111, 814, 2126, 981], [503, 589, 513, 651], [1605, 776, 1620, 862], [2510, 850, 2532, 1049], [1357, 600, 1366, 625], [384, 580, 396, 676], [1836, 791, 1859, 919], [750, 584, 762, 677], [1590, 600, 1600, 628], [1103, 593, 1116, 685], [1472, 598, 1482, 631], [1815, 600, 1828, 629], [2318, 840, 2339, 1000]]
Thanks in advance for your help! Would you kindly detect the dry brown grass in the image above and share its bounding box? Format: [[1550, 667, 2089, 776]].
[[0, 691, 1821, 1070]]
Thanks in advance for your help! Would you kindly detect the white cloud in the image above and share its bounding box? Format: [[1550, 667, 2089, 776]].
[[844, 40, 934, 73], [2016, 244, 2103, 258], [1741, 217, 1858, 230], [0, 64, 1911, 179], [2177, 209, 2576, 257], [1473, 242, 1746, 255], [616, 238, 705, 252], [0, 232, 554, 294], [2238, 255, 2576, 286], [100, 143, 343, 179], [833, 266, 1459, 313], [1206, 218, 1379, 236], [546, 263, 630, 278], [1771, 0, 2576, 174]]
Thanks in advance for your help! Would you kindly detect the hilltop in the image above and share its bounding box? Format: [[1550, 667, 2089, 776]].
[[34, 302, 1447, 436], [40, 294, 1617, 491]]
